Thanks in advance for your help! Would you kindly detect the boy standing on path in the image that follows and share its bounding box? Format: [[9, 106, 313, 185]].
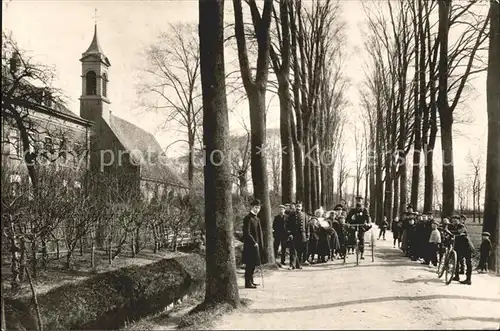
[[273, 205, 288, 266], [477, 232, 492, 273], [425, 220, 441, 266], [378, 216, 388, 240], [242, 199, 264, 289]]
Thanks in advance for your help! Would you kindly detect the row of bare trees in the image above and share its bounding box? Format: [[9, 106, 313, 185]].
[[197, 0, 353, 309], [2, 31, 204, 294], [135, 0, 500, 310], [1, 165, 199, 292], [360, 0, 489, 222], [360, 0, 498, 271]]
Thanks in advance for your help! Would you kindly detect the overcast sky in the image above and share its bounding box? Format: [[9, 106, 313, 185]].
[[3, 0, 489, 187]]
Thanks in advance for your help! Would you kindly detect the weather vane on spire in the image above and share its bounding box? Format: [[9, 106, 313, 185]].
[[93, 8, 99, 25]]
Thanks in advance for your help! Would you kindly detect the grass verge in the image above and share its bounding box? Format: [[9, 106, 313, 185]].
[[177, 298, 251, 330]]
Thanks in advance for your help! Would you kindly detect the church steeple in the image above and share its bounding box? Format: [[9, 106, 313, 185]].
[[83, 25, 104, 55], [80, 24, 110, 66], [79, 20, 111, 123]]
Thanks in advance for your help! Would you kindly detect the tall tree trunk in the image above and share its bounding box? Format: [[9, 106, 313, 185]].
[[393, 166, 400, 223], [410, 6, 422, 209], [483, 0, 500, 272], [438, 0, 454, 217], [399, 161, 408, 216], [233, 0, 275, 263], [423, 73, 438, 213], [199, 0, 240, 306], [278, 83, 294, 204], [383, 157, 393, 224], [369, 141, 376, 217], [290, 113, 304, 202], [303, 123, 312, 211], [289, 1, 303, 204], [311, 129, 319, 211], [248, 90, 274, 262], [320, 164, 327, 208], [270, 0, 293, 204], [188, 134, 195, 188]]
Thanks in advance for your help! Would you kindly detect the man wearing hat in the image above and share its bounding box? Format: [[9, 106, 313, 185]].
[[346, 196, 371, 260], [242, 199, 264, 288], [452, 223, 474, 285], [449, 214, 467, 274], [273, 204, 288, 266], [478, 232, 492, 273], [336, 213, 349, 259], [288, 201, 308, 267], [401, 204, 416, 256], [284, 203, 291, 215]]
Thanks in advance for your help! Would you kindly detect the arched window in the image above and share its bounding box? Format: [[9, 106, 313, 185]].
[[86, 71, 97, 95], [102, 73, 108, 97]]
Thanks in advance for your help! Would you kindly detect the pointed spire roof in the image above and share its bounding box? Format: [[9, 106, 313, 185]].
[[80, 24, 111, 66], [84, 24, 104, 54]]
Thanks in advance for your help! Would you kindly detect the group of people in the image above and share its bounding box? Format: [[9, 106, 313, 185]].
[[242, 196, 372, 289], [390, 204, 493, 285], [242, 198, 493, 289]]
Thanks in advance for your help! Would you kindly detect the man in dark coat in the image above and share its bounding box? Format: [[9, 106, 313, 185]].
[[273, 205, 288, 265], [285, 202, 299, 269], [407, 217, 418, 260], [392, 216, 402, 248], [346, 196, 371, 260], [290, 201, 308, 266], [452, 224, 474, 285], [401, 204, 416, 256], [449, 214, 466, 274], [242, 199, 264, 288]]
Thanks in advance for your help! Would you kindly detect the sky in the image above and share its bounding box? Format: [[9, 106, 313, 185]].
[[2, 0, 489, 190]]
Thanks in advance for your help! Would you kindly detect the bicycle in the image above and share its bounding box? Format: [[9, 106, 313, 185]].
[[437, 235, 458, 285], [345, 223, 370, 265]]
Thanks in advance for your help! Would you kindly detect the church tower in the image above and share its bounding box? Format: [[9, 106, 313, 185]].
[[79, 24, 111, 123]]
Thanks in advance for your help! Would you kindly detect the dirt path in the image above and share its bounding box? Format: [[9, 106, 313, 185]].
[[214, 227, 500, 330]]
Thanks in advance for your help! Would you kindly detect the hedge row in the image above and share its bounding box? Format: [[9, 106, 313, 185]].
[[5, 254, 205, 330]]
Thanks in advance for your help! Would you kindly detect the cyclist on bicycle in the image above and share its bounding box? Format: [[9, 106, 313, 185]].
[[346, 196, 372, 260], [438, 218, 452, 260]]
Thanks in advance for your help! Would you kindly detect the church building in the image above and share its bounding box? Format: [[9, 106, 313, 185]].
[[2, 24, 187, 202], [79, 24, 188, 201]]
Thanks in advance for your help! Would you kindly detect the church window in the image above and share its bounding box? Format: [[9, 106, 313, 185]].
[[86, 70, 97, 95], [102, 73, 108, 97]]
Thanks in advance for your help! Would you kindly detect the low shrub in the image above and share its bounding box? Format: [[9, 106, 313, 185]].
[[5, 254, 205, 330]]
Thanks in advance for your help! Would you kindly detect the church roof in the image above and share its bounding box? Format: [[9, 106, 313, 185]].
[[108, 114, 188, 188], [81, 25, 111, 66]]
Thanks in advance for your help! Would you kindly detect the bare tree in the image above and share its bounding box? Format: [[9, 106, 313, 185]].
[[233, 0, 275, 263], [437, 1, 490, 217], [337, 140, 350, 202], [269, 0, 294, 204], [229, 132, 251, 199], [198, 0, 240, 307], [138, 23, 202, 187], [483, 0, 500, 272], [467, 152, 483, 223], [2, 32, 66, 195], [266, 128, 282, 195], [354, 123, 365, 198]]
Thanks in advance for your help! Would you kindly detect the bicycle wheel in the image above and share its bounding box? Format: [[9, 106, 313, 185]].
[[355, 240, 360, 265], [444, 250, 457, 285], [371, 231, 375, 262], [437, 252, 446, 278]]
